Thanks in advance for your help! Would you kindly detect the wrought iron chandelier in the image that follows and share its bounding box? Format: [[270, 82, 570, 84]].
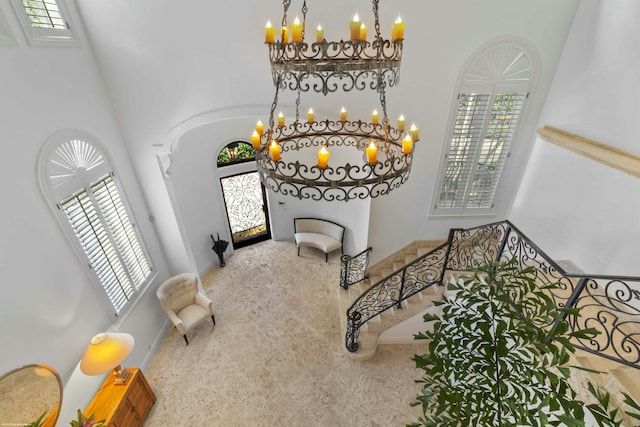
[[251, 0, 420, 202]]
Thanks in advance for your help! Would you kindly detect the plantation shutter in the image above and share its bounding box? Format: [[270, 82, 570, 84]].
[[59, 174, 151, 314], [21, 0, 65, 29], [435, 91, 526, 212]]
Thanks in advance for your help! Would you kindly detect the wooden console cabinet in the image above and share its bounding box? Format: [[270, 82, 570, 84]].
[[84, 368, 156, 427]]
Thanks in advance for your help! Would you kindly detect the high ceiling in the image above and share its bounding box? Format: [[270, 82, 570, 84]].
[[74, 0, 581, 158]]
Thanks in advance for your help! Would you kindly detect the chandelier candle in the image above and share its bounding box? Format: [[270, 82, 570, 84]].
[[397, 114, 405, 131], [410, 124, 419, 141], [318, 146, 330, 168], [269, 140, 281, 161], [366, 141, 378, 163], [392, 17, 404, 41], [250, 130, 261, 148], [265, 21, 275, 43], [277, 112, 285, 127], [256, 120, 264, 136], [371, 110, 379, 125], [280, 26, 288, 43], [402, 134, 413, 154], [340, 107, 347, 122], [316, 25, 324, 43], [307, 108, 314, 123], [291, 17, 303, 42], [350, 14, 361, 40], [360, 23, 367, 41]]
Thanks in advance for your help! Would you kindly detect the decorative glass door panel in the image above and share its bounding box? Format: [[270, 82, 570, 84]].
[[220, 172, 271, 248]]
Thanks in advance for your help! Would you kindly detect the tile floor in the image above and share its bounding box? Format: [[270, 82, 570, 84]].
[[144, 239, 427, 426]]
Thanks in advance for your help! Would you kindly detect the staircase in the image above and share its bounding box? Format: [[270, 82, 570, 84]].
[[568, 350, 640, 426], [337, 220, 640, 424], [338, 240, 446, 361]]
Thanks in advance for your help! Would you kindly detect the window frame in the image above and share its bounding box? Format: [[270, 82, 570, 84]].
[[38, 130, 154, 319], [10, 0, 79, 47], [0, 5, 17, 47], [430, 38, 538, 217]]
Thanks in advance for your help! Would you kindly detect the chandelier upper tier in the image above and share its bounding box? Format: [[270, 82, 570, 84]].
[[252, 0, 421, 202]]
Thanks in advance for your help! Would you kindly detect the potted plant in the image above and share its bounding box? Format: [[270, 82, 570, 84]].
[[69, 410, 105, 427], [410, 258, 639, 426]]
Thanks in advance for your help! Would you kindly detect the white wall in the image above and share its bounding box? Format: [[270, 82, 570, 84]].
[[509, 0, 640, 276], [0, 0, 171, 420]]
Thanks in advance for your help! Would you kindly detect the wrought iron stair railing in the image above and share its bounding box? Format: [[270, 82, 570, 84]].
[[340, 247, 372, 289], [345, 220, 640, 370]]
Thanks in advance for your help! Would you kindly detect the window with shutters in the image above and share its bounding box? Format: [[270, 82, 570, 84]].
[[39, 131, 152, 316], [431, 40, 536, 216], [10, 0, 79, 46]]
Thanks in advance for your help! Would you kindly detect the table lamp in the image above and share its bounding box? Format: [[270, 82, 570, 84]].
[[80, 332, 135, 385]]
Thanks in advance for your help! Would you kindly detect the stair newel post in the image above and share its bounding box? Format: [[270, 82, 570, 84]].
[[439, 228, 462, 285], [340, 254, 350, 289], [346, 310, 362, 352]]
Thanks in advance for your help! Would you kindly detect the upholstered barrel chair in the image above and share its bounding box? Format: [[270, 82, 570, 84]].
[[156, 273, 216, 345]]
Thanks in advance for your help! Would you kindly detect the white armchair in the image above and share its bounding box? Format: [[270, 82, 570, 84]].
[[156, 273, 216, 345]]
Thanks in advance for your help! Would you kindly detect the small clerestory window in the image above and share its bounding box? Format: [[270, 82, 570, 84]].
[[10, 0, 79, 46]]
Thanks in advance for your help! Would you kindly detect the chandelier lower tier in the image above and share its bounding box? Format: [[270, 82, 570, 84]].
[[255, 118, 416, 201], [253, 0, 420, 202]]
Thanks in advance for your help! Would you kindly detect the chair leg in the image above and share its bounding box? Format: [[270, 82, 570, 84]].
[[211, 314, 216, 325], [325, 252, 328, 263], [297, 246, 300, 256], [183, 335, 189, 345]]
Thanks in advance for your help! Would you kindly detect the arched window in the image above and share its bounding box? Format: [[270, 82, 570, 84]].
[[216, 141, 256, 167], [38, 130, 152, 316], [432, 38, 538, 215]]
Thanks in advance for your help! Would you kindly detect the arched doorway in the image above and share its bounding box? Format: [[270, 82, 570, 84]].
[[217, 141, 271, 249]]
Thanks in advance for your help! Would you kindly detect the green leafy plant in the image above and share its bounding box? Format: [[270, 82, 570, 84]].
[[24, 411, 47, 427], [409, 258, 636, 427], [69, 410, 105, 427]]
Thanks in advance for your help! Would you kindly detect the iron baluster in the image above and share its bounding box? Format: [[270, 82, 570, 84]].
[[397, 267, 406, 309], [340, 254, 349, 290]]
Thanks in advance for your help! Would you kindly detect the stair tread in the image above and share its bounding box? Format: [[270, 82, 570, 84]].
[[609, 367, 640, 397]]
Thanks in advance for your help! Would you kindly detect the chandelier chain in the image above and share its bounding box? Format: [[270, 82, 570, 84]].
[[295, 87, 301, 123], [372, 0, 381, 41], [281, 0, 291, 31], [267, 75, 283, 142], [301, 1, 308, 40]]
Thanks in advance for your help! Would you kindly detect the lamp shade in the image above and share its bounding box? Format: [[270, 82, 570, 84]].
[[80, 332, 134, 376]]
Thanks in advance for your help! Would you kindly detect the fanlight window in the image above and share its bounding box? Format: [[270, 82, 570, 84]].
[[217, 141, 256, 167]]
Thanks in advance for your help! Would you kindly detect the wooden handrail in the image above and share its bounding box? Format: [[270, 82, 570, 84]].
[[536, 125, 640, 179]]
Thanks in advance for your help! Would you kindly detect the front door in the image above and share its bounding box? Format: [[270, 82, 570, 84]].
[[220, 171, 271, 249]]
